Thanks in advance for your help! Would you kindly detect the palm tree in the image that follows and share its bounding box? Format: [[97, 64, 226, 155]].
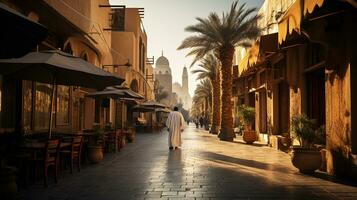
[[191, 54, 221, 134], [178, 1, 261, 141], [193, 79, 213, 130], [195, 79, 212, 112]]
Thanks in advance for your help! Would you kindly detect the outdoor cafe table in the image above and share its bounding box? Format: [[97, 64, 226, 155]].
[[20, 141, 71, 149]]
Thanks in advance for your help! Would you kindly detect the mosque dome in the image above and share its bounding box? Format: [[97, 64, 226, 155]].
[[155, 54, 171, 74], [156, 56, 170, 66]]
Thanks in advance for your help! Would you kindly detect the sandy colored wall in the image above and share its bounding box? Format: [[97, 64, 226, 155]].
[[286, 45, 307, 119], [43, 0, 112, 66], [324, 12, 356, 177], [325, 60, 351, 176]]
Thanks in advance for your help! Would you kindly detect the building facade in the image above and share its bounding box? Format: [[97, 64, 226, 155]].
[[0, 0, 154, 134], [233, 0, 357, 179]]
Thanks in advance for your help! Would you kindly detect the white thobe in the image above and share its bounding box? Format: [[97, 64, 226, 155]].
[[165, 111, 185, 148]]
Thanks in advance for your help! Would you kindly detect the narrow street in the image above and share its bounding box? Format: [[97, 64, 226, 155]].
[[19, 125, 357, 200]]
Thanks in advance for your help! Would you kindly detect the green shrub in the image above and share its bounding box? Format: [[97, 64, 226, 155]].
[[291, 114, 325, 148], [237, 105, 255, 130]]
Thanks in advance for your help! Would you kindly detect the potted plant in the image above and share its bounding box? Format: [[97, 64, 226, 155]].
[[290, 114, 323, 174], [124, 121, 135, 143], [87, 129, 104, 163], [238, 105, 257, 144]]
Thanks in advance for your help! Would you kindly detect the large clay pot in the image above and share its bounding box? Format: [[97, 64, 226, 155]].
[[243, 130, 257, 144], [0, 167, 17, 200], [291, 147, 322, 174], [126, 129, 135, 143], [88, 146, 104, 163]]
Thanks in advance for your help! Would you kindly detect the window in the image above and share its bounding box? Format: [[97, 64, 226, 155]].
[[35, 83, 52, 130], [23, 81, 33, 130], [130, 79, 139, 93], [64, 43, 73, 55], [81, 53, 88, 61], [111, 8, 125, 31], [56, 85, 70, 125], [139, 38, 145, 73]]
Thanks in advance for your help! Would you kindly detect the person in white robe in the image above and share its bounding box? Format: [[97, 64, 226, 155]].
[[165, 106, 185, 149]]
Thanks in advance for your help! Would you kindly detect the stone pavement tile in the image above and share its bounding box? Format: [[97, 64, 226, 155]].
[[154, 187, 171, 192], [18, 125, 357, 200]]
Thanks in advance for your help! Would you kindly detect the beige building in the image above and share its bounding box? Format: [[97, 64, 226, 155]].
[[233, 0, 357, 179], [0, 0, 154, 134], [233, 0, 295, 143]]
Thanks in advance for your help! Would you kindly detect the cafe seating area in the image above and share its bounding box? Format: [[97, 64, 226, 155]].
[[0, 127, 136, 189]]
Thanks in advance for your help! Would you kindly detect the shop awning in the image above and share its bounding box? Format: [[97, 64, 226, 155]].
[[278, 0, 326, 44], [278, 0, 304, 44], [304, 0, 325, 15], [278, 0, 356, 44], [238, 33, 278, 76], [0, 2, 48, 58], [238, 42, 259, 76]]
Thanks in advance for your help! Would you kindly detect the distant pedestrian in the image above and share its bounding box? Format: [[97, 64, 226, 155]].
[[195, 118, 199, 129], [199, 117, 204, 128], [166, 106, 185, 150]]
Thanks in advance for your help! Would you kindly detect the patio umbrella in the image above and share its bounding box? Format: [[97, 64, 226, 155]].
[[108, 84, 145, 100], [133, 101, 166, 128], [0, 50, 124, 138], [86, 85, 144, 132], [87, 86, 144, 100], [155, 108, 171, 113], [0, 2, 48, 58], [132, 105, 155, 113], [141, 100, 166, 109]]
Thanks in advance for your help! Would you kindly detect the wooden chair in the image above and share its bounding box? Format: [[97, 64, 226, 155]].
[[60, 136, 83, 174], [43, 139, 61, 187], [105, 132, 117, 153], [116, 130, 125, 151]]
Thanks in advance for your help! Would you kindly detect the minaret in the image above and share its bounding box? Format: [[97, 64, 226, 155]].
[[182, 66, 188, 94]]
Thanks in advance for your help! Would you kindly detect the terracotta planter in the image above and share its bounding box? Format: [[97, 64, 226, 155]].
[[0, 168, 17, 200], [88, 146, 104, 163], [126, 129, 135, 143], [291, 147, 322, 174], [243, 130, 257, 144]]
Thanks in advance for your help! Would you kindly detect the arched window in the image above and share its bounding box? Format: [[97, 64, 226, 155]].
[[64, 42, 73, 55], [130, 79, 139, 93], [81, 52, 88, 61]]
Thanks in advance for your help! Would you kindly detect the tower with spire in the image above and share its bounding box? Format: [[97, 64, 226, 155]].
[[182, 66, 189, 95], [172, 65, 192, 110]]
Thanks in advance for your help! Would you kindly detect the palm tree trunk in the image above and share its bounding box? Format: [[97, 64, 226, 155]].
[[211, 74, 221, 134], [218, 45, 235, 141]]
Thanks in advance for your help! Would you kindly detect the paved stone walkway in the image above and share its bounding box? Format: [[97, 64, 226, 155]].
[[19, 125, 357, 200]]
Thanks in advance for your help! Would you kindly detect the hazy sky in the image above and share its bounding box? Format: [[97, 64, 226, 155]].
[[110, 0, 264, 96]]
